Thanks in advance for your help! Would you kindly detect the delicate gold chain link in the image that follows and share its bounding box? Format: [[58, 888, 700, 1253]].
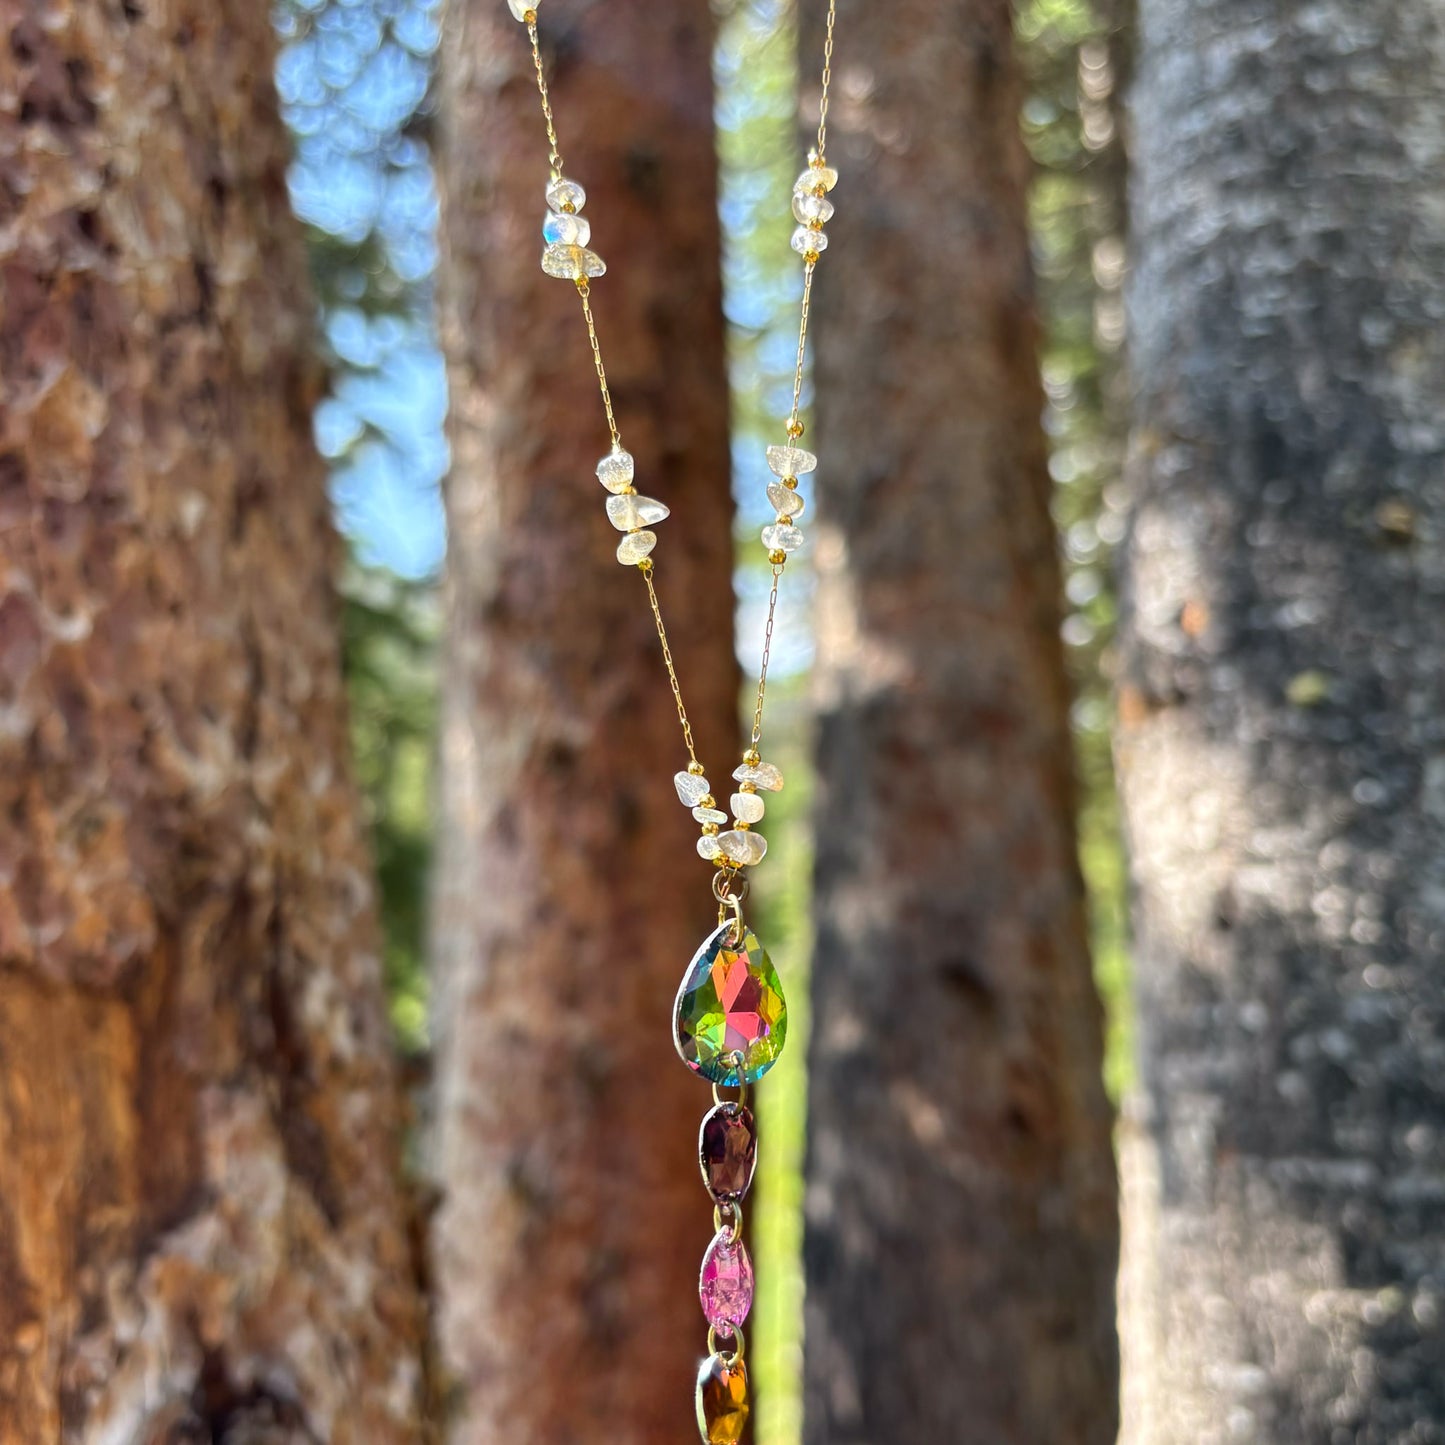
[[517, 0, 838, 790], [575, 281, 622, 448], [526, 21, 564, 175]]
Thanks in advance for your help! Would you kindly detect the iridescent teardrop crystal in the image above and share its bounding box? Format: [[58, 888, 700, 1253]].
[[696, 1353, 749, 1445], [674, 922, 787, 1086], [700, 1103, 758, 1202]]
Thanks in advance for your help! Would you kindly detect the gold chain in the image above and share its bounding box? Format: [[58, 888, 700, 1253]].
[[518, 0, 837, 819]]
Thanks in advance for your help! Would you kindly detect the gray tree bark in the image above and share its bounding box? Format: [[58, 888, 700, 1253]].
[[430, 2, 739, 1441], [0, 2, 429, 1439], [1118, 5, 1445, 1442], [802, 3, 1120, 1442]]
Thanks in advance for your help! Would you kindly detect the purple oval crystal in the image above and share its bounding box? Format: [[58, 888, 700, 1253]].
[[699, 1104, 758, 1203]]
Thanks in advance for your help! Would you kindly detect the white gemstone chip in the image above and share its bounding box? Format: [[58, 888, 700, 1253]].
[[794, 164, 839, 194], [507, 0, 536, 19], [766, 482, 805, 518], [674, 771, 712, 807], [766, 445, 817, 479], [792, 193, 835, 226], [697, 835, 724, 861], [693, 806, 729, 825], [791, 226, 828, 257], [541, 243, 607, 279], [543, 211, 590, 246], [596, 447, 635, 493], [730, 792, 765, 824], [545, 176, 586, 212], [733, 761, 784, 792], [616, 530, 657, 565], [717, 829, 768, 866], [762, 522, 804, 553], [606, 493, 670, 531]]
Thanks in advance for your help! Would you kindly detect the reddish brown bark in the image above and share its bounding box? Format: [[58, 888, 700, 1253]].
[[0, 3, 428, 1440], [801, 2, 1120, 1441], [431, 2, 739, 1442]]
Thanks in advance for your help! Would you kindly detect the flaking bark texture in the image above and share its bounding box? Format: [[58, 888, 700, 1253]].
[[0, 3, 428, 1441], [801, 3, 1119, 1442], [431, 3, 739, 1441], [1118, 5, 1445, 1441]]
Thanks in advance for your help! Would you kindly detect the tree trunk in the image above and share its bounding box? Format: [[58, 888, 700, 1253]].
[[801, 3, 1119, 1443], [0, 4, 428, 1441], [431, 2, 738, 1441], [1117, 5, 1445, 1441]]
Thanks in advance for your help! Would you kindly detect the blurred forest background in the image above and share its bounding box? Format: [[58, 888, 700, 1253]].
[[275, 0, 1130, 1438]]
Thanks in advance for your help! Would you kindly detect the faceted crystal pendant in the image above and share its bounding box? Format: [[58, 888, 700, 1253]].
[[766, 482, 805, 518], [791, 225, 828, 256], [596, 447, 635, 494], [765, 444, 818, 479], [693, 806, 729, 825], [717, 829, 766, 866], [674, 922, 788, 1086], [730, 791, 765, 824], [542, 210, 590, 246], [674, 771, 712, 807], [794, 163, 839, 194], [616, 530, 657, 565], [697, 834, 724, 861], [700, 1226, 755, 1334], [696, 1354, 749, 1445], [545, 175, 586, 212], [606, 493, 670, 530], [792, 191, 835, 226], [762, 521, 804, 554], [732, 761, 784, 792], [507, 0, 535, 19], [541, 242, 606, 279], [699, 1102, 758, 1202]]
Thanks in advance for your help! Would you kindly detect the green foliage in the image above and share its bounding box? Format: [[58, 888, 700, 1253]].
[[341, 558, 438, 1053]]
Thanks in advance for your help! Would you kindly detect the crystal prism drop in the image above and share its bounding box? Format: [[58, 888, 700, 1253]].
[[730, 792, 765, 824], [606, 493, 670, 530], [717, 829, 766, 866], [696, 1354, 749, 1445], [674, 921, 788, 1086], [767, 482, 805, 518], [545, 175, 586, 212], [766, 445, 818, 479], [699, 1103, 758, 1202], [792, 192, 835, 226], [615, 530, 656, 565], [700, 1227, 755, 1333], [791, 225, 828, 256], [674, 771, 711, 807], [761, 521, 804, 553], [596, 447, 635, 493], [732, 761, 784, 792], [693, 806, 729, 825], [542, 210, 590, 246]]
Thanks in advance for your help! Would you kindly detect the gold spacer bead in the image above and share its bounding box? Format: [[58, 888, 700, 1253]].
[[688, 760, 706, 776], [739, 782, 757, 794], [803, 251, 821, 265], [768, 549, 787, 566], [735, 821, 750, 832], [743, 748, 761, 766], [699, 794, 716, 810], [787, 422, 804, 439], [637, 557, 654, 575], [783, 477, 799, 489], [702, 822, 720, 836]]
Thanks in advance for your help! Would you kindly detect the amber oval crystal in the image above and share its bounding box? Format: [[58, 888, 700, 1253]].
[[695, 1352, 749, 1445], [699, 1103, 758, 1202]]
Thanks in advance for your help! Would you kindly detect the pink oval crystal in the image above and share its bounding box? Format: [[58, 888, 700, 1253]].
[[699, 1226, 754, 1334]]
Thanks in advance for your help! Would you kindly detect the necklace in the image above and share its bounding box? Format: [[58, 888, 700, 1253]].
[[504, 4, 839, 1439]]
